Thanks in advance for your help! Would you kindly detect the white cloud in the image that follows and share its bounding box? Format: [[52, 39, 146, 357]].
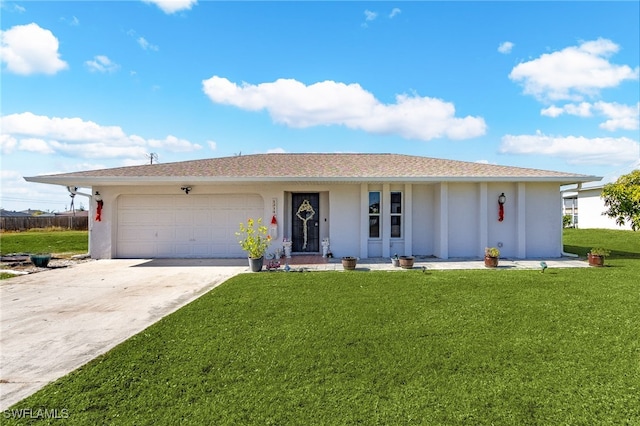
[[0, 134, 18, 155], [137, 37, 159, 51], [85, 55, 120, 73], [540, 105, 564, 118], [500, 131, 639, 165], [148, 135, 201, 152], [143, 0, 197, 14], [1, 3, 26, 14], [389, 8, 401, 18], [267, 147, 286, 154], [202, 76, 486, 141], [498, 41, 514, 54], [509, 38, 639, 101], [207, 140, 217, 150], [595, 101, 640, 131], [0, 169, 22, 180], [19, 138, 55, 154], [60, 16, 80, 26], [364, 10, 378, 21], [0, 112, 202, 160], [540, 101, 639, 131], [0, 23, 68, 75], [563, 102, 593, 117]]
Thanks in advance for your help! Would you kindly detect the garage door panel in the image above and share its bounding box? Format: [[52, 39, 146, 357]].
[[193, 227, 213, 240], [118, 242, 158, 258], [117, 194, 264, 258], [118, 226, 159, 241]]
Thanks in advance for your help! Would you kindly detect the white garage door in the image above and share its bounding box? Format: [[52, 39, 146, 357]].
[[116, 194, 264, 258]]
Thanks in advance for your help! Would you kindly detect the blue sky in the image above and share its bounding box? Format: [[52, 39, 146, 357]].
[[1, 0, 639, 212]]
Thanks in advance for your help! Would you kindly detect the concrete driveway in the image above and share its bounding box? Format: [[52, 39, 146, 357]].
[[0, 259, 246, 410]]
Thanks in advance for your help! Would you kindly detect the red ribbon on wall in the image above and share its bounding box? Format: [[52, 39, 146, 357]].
[[96, 200, 103, 222], [498, 203, 504, 222]]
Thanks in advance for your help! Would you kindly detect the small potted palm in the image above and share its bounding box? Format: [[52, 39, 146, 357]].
[[484, 247, 500, 268], [236, 218, 272, 272], [587, 247, 610, 267]]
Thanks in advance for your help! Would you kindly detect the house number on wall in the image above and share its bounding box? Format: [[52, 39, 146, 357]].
[[296, 199, 315, 250]]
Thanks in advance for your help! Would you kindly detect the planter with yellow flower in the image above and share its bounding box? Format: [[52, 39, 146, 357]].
[[236, 218, 272, 272]]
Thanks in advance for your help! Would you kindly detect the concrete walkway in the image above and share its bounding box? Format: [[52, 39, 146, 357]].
[[0, 256, 588, 410], [290, 256, 589, 271]]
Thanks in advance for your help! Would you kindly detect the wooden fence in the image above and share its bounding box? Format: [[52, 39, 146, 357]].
[[0, 216, 89, 231]]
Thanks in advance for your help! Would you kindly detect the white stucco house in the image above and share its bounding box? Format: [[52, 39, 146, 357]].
[[25, 153, 599, 260], [563, 184, 633, 230]]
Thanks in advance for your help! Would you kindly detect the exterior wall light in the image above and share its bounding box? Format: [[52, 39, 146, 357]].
[[181, 186, 192, 195], [498, 193, 506, 222]]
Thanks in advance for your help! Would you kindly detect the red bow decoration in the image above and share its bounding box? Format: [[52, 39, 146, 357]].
[[96, 200, 103, 222]]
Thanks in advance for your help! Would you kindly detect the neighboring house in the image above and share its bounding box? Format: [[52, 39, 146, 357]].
[[562, 194, 578, 227], [25, 153, 599, 260], [563, 185, 633, 230], [0, 209, 31, 217]]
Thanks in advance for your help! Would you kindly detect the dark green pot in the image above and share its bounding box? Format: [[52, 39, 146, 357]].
[[30, 253, 51, 268]]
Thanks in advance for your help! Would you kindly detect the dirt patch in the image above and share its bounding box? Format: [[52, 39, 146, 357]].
[[0, 253, 94, 276]]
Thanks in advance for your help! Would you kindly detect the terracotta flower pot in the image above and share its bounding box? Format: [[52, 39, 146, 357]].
[[399, 256, 415, 269], [342, 257, 357, 270], [588, 253, 605, 267], [484, 256, 499, 268]]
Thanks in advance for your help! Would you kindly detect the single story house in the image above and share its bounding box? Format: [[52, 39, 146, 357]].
[[25, 153, 599, 260], [562, 184, 633, 230]]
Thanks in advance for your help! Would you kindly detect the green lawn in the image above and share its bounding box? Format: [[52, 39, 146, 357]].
[[4, 229, 640, 425], [0, 230, 88, 256]]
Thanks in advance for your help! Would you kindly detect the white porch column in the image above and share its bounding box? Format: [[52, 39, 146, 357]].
[[381, 184, 391, 258], [439, 182, 449, 260], [517, 182, 526, 258], [479, 182, 488, 257], [360, 184, 369, 258], [404, 184, 413, 256]]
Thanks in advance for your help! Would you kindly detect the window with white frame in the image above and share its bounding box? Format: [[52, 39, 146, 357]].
[[369, 191, 380, 238], [390, 191, 402, 238]]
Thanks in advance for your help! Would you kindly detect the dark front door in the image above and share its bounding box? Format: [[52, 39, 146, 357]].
[[291, 193, 319, 252]]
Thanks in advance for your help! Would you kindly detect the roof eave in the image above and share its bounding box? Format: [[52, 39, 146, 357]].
[[24, 175, 602, 186]]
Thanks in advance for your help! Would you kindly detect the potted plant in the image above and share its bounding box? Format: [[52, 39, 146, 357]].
[[30, 253, 51, 268], [588, 247, 610, 267], [399, 255, 415, 269], [391, 253, 400, 267], [484, 247, 500, 268], [342, 256, 357, 270], [236, 218, 272, 272]]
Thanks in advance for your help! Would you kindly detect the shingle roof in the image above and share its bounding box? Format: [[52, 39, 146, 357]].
[[25, 153, 599, 185], [0, 209, 31, 217]]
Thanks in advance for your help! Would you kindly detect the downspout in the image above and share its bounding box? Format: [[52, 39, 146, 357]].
[[67, 186, 94, 256], [561, 183, 582, 258]]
